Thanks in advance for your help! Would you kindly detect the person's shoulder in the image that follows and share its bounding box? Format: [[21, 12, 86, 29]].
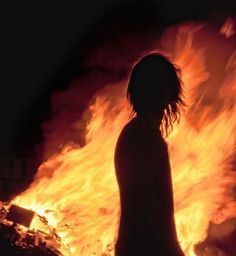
[[118, 117, 166, 145], [122, 118, 138, 130], [117, 118, 136, 141], [119, 117, 143, 138]]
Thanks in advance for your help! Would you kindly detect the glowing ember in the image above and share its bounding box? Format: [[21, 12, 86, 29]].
[[13, 20, 236, 256]]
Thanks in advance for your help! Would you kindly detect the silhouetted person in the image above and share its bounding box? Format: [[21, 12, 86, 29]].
[[114, 53, 185, 256]]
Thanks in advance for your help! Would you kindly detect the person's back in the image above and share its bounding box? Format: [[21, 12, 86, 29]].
[[114, 53, 185, 256], [115, 117, 184, 256]]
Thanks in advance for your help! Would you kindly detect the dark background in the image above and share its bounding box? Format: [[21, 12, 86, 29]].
[[1, 0, 236, 158]]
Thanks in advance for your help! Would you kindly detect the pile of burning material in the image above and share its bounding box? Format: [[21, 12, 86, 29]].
[[0, 202, 71, 256]]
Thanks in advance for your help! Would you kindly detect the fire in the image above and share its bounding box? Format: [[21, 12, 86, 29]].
[[13, 21, 236, 256], [220, 17, 235, 38]]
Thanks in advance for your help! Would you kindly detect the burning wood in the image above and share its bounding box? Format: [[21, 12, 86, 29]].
[[0, 202, 71, 256], [6, 204, 35, 228]]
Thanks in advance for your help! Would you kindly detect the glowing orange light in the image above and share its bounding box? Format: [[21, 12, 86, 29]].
[[13, 22, 236, 256], [220, 17, 235, 38]]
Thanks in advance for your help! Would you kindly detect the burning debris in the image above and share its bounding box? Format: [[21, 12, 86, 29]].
[[0, 202, 71, 256], [6, 204, 35, 228]]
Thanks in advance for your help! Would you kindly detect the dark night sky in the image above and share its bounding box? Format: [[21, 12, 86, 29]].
[[1, 0, 236, 157]]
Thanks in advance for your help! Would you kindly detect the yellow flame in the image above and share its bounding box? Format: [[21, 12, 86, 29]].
[[13, 22, 236, 255]]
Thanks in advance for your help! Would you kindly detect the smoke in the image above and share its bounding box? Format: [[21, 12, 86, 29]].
[[41, 29, 160, 159]]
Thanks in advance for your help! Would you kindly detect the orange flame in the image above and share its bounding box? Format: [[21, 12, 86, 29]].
[[220, 17, 235, 38], [13, 22, 236, 256]]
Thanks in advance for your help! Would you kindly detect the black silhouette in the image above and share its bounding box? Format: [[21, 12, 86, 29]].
[[114, 53, 185, 256]]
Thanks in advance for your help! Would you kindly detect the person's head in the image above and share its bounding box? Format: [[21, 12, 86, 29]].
[[127, 52, 185, 135]]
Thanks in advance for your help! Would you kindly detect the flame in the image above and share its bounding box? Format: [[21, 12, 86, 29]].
[[13, 21, 236, 256], [220, 17, 235, 38]]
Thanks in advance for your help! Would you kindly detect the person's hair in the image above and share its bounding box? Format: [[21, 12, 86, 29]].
[[127, 52, 185, 136]]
